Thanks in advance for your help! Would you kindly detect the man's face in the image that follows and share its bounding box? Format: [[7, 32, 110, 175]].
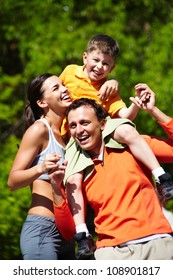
[[67, 105, 105, 157]]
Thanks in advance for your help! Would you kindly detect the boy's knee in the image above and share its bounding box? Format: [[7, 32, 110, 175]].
[[115, 124, 138, 143]]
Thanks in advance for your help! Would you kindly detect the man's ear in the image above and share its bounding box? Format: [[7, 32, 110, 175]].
[[100, 119, 106, 131], [37, 99, 48, 108]]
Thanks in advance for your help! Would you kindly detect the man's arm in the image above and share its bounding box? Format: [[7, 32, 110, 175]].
[[133, 83, 172, 123], [131, 83, 173, 161], [49, 164, 76, 240]]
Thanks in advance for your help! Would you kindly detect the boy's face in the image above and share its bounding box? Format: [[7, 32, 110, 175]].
[[83, 49, 115, 82], [67, 105, 105, 157]]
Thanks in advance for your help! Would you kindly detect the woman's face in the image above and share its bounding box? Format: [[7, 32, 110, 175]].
[[41, 75, 72, 115]]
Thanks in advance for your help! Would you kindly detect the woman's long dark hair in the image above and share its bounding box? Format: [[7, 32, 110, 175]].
[[24, 73, 53, 129]]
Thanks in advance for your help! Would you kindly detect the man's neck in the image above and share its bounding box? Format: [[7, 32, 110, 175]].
[[89, 147, 104, 160]]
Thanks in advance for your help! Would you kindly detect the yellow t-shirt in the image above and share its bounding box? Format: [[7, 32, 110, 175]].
[[60, 64, 126, 117]]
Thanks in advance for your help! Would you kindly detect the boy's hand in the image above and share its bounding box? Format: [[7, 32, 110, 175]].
[[98, 79, 119, 101]]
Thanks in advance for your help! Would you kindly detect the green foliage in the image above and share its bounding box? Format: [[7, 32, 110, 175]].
[[0, 136, 30, 259], [1, 0, 173, 259]]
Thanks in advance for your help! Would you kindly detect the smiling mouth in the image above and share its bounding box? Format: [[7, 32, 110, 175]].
[[61, 94, 71, 101], [77, 135, 89, 143], [93, 70, 102, 76]]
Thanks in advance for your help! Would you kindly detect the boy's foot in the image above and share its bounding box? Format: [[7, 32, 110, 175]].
[[156, 173, 173, 202], [75, 232, 96, 260]]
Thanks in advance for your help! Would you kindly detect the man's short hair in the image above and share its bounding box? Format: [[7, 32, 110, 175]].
[[66, 98, 108, 121]]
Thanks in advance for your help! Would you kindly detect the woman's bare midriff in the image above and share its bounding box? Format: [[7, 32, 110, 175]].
[[28, 180, 55, 218]]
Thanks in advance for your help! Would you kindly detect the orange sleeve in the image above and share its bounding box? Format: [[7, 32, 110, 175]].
[[54, 199, 75, 240], [157, 118, 173, 140], [142, 119, 173, 163]]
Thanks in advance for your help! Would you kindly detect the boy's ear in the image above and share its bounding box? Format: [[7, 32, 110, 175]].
[[110, 63, 115, 72], [83, 52, 87, 64], [37, 99, 48, 108]]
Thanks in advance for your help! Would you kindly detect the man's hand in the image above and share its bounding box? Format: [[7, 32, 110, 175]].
[[49, 160, 67, 195], [130, 83, 156, 111]]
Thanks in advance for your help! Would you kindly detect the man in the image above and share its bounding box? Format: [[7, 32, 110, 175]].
[[52, 84, 173, 260]]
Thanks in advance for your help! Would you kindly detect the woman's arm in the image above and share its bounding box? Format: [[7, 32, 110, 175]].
[[8, 122, 60, 190]]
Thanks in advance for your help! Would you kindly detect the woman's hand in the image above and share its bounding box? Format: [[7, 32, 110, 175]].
[[38, 153, 63, 174]]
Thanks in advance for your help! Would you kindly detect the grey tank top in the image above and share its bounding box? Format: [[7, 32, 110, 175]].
[[31, 118, 65, 180]]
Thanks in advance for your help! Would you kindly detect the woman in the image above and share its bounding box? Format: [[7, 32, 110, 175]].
[[8, 73, 73, 260]]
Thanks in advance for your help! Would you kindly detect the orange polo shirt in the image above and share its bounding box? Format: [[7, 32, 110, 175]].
[[83, 146, 173, 249], [60, 64, 126, 117], [54, 119, 173, 246]]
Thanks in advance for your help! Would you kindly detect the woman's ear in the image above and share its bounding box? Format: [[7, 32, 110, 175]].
[[37, 99, 48, 108]]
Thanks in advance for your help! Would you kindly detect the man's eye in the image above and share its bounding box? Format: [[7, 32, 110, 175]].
[[82, 121, 89, 126], [69, 124, 76, 129]]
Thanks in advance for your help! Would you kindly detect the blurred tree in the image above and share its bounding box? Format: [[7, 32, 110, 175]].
[[0, 0, 173, 259]]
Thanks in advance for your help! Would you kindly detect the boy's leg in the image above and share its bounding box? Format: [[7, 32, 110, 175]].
[[114, 124, 173, 201], [66, 172, 95, 259]]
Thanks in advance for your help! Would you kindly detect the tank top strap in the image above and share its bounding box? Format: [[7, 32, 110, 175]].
[[35, 118, 51, 131], [35, 118, 63, 149]]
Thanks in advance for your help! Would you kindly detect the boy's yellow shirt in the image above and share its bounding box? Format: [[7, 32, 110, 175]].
[[60, 64, 126, 136]]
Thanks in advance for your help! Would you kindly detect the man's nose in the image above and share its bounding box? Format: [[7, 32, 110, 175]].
[[76, 124, 83, 134]]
